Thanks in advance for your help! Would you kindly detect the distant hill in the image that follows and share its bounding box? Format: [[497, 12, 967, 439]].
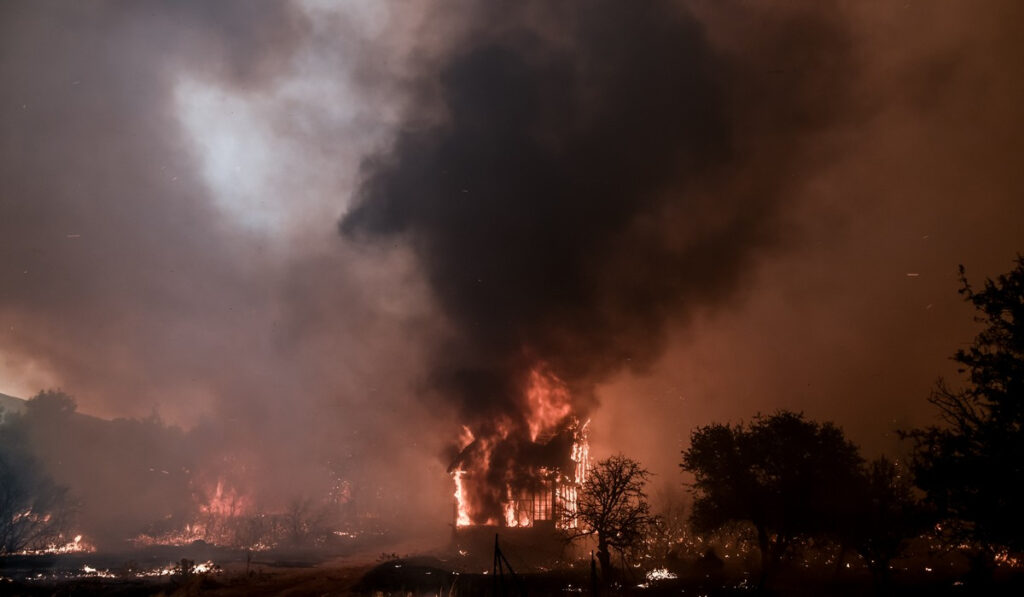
[[0, 392, 26, 424]]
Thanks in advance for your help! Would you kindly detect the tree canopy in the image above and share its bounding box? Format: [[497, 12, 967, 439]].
[[574, 454, 655, 578], [906, 256, 1024, 553], [681, 410, 864, 578], [844, 456, 928, 591], [0, 407, 76, 555]]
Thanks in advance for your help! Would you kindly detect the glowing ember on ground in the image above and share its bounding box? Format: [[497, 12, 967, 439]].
[[14, 534, 94, 556], [14, 560, 222, 583], [130, 523, 210, 548], [646, 568, 678, 581], [996, 551, 1023, 569]]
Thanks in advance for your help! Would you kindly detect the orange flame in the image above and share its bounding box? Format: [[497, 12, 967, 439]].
[[453, 470, 471, 527], [450, 367, 589, 529], [525, 366, 572, 441], [504, 500, 517, 527], [199, 480, 249, 518], [457, 425, 475, 450]]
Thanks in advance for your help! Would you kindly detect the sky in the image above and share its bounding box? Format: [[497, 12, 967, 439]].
[[1, 0, 1023, 510]]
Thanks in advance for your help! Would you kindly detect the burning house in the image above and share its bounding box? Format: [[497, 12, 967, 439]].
[[448, 367, 590, 532]]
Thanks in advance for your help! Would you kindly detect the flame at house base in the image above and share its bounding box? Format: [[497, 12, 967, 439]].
[[450, 417, 590, 530]]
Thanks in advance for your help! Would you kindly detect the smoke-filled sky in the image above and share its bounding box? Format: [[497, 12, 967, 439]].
[[2, 0, 1023, 510]]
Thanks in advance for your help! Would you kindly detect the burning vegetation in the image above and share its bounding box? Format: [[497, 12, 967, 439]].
[[0, 391, 395, 557], [5, 260, 1024, 596], [127, 477, 362, 552]]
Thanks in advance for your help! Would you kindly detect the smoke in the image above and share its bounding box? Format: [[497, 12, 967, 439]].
[[0, 0, 450, 546], [2, 0, 1021, 546], [338, 0, 862, 525], [342, 0, 855, 426]]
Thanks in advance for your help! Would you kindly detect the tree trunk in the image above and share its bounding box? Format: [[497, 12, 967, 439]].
[[867, 559, 891, 596], [833, 544, 848, 578], [757, 525, 771, 589], [597, 536, 612, 582], [967, 547, 995, 589]]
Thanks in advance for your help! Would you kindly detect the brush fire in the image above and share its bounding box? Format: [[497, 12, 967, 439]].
[[127, 472, 363, 552]]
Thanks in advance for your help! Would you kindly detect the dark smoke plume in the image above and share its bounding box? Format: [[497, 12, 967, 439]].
[[342, 0, 855, 425]]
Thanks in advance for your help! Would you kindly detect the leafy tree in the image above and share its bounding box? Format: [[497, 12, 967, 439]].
[[283, 496, 330, 546], [844, 457, 928, 593], [0, 392, 77, 553], [681, 410, 863, 583], [0, 444, 75, 554], [572, 454, 656, 579], [905, 257, 1024, 557], [24, 390, 77, 418]]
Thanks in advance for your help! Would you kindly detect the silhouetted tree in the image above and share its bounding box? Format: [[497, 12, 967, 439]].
[[681, 411, 863, 584], [905, 257, 1024, 561], [843, 457, 927, 594], [573, 454, 656, 579], [24, 390, 77, 418], [0, 445, 75, 554], [284, 496, 328, 546], [0, 392, 77, 553], [646, 494, 689, 563], [4, 389, 198, 549]]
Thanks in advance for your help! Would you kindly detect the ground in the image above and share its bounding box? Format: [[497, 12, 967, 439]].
[[2, 537, 1023, 596]]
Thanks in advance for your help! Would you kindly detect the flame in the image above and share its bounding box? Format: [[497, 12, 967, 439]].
[[502, 494, 532, 528], [130, 479, 263, 548], [457, 425, 475, 450], [14, 533, 94, 556], [451, 419, 590, 529], [199, 480, 249, 518], [525, 365, 572, 441], [572, 419, 591, 484], [449, 366, 590, 529], [504, 500, 517, 527], [453, 470, 471, 527], [558, 418, 590, 528], [19, 559, 226, 582]]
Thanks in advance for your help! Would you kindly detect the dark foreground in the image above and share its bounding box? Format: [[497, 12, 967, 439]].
[[3, 564, 1023, 596], [2, 543, 1023, 596]]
